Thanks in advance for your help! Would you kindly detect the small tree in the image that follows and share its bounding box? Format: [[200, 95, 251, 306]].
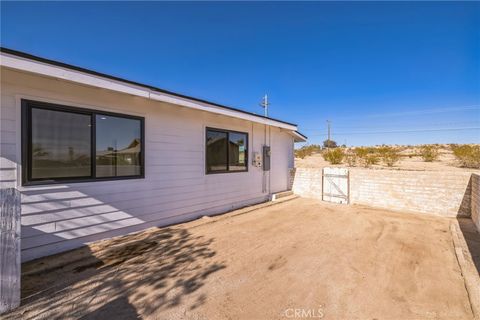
[[378, 146, 400, 167], [323, 148, 344, 164], [323, 139, 338, 148], [419, 145, 439, 162], [452, 145, 480, 168]]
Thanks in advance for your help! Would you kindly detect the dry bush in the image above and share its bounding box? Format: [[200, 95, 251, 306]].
[[354, 147, 379, 167], [323, 148, 345, 164], [378, 146, 400, 167], [419, 145, 439, 162], [345, 152, 357, 167], [354, 147, 370, 159], [452, 145, 480, 168], [295, 145, 322, 159], [364, 154, 379, 167]]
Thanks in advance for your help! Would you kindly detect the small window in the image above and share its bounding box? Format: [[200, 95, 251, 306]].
[[22, 100, 144, 185], [206, 128, 248, 174]]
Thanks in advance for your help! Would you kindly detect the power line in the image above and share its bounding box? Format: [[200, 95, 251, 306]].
[[307, 127, 480, 137], [356, 105, 480, 119], [301, 120, 480, 131], [309, 104, 480, 121]]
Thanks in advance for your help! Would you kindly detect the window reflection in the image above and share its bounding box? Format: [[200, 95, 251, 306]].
[[95, 115, 142, 177], [228, 132, 247, 171], [206, 130, 228, 172], [31, 108, 91, 179]]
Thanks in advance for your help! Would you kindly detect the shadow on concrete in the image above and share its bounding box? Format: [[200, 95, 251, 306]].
[[8, 226, 225, 319], [457, 175, 480, 276], [457, 218, 480, 276]]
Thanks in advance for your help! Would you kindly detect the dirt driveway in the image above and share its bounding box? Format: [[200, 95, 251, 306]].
[[7, 198, 476, 319]]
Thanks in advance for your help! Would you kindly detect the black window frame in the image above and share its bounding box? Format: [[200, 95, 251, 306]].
[[205, 127, 248, 174], [21, 99, 145, 186]]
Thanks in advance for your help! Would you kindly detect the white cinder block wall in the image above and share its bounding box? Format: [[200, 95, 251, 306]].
[[472, 174, 480, 232], [292, 167, 474, 217], [0, 68, 294, 261]]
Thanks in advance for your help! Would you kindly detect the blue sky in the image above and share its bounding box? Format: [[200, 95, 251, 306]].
[[1, 1, 479, 146]]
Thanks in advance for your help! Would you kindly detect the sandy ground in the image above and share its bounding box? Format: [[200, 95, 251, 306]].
[[7, 198, 477, 320], [296, 148, 480, 172]]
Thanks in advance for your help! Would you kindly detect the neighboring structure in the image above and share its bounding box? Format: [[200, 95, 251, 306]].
[[0, 48, 306, 261]]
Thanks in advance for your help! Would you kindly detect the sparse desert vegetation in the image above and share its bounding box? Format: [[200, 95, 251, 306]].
[[294, 144, 322, 159], [451, 144, 480, 168], [378, 146, 401, 167], [295, 143, 480, 172], [419, 145, 439, 162], [354, 147, 380, 168], [322, 148, 344, 164]]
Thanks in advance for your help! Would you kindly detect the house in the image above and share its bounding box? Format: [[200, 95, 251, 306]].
[[0, 48, 307, 262]]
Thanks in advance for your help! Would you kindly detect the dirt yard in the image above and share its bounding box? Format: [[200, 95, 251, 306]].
[[7, 198, 478, 319]]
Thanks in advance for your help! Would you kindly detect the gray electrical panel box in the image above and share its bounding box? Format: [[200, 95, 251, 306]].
[[263, 145, 271, 171]]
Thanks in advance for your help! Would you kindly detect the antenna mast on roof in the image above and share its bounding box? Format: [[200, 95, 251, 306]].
[[260, 94, 270, 117]]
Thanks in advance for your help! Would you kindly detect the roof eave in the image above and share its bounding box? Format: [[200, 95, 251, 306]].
[[0, 47, 299, 131], [291, 131, 308, 142]]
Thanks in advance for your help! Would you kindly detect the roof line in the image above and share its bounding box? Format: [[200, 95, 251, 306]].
[[0, 47, 297, 127], [295, 131, 308, 140]]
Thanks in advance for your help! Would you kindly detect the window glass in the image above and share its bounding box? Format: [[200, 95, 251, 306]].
[[31, 108, 91, 179], [228, 132, 247, 171], [24, 100, 144, 185], [206, 130, 228, 172], [95, 114, 142, 177]]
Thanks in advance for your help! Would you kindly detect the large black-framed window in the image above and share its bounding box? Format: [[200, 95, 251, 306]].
[[206, 127, 248, 174], [22, 99, 145, 185]]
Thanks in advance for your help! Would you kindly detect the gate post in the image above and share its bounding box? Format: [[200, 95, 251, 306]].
[[0, 188, 21, 314]]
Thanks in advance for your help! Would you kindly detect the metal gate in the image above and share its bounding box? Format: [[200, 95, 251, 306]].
[[322, 167, 349, 204]]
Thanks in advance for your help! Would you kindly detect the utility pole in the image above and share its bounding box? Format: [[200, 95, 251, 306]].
[[327, 120, 331, 143], [260, 94, 269, 117]]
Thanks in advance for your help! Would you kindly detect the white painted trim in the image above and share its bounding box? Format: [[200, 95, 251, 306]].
[[1, 52, 298, 131], [290, 131, 307, 142]]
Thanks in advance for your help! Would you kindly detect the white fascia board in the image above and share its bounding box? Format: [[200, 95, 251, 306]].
[[291, 131, 307, 142], [1, 52, 298, 131], [148, 91, 297, 130], [0, 53, 148, 97]]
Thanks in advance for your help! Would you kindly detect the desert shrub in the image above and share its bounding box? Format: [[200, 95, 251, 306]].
[[419, 145, 439, 162], [452, 145, 480, 168], [354, 147, 370, 159], [363, 154, 379, 167], [323, 148, 345, 164], [378, 146, 400, 167], [295, 145, 322, 159], [345, 153, 357, 167], [354, 147, 379, 167]]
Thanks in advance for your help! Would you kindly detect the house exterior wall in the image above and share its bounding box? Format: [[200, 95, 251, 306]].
[[0, 68, 295, 261]]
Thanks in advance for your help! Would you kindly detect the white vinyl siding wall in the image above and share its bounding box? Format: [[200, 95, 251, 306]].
[[0, 68, 294, 261]]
